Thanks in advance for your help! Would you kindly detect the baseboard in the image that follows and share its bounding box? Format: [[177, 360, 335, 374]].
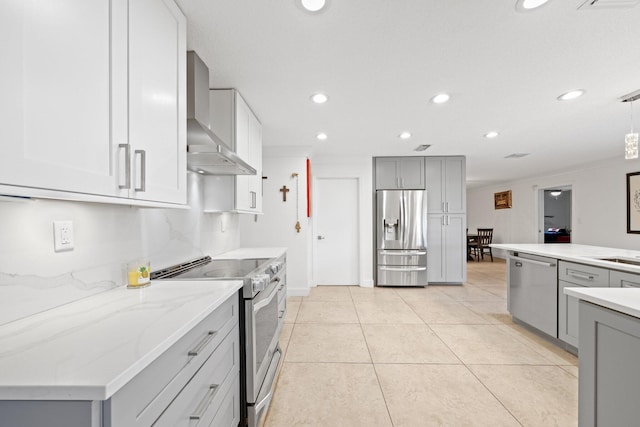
[[287, 287, 310, 297], [360, 279, 374, 288]]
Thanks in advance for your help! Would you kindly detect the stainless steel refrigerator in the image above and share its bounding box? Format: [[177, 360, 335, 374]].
[[376, 190, 428, 286]]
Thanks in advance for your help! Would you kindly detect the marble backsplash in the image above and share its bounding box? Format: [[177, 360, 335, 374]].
[[0, 172, 240, 326]]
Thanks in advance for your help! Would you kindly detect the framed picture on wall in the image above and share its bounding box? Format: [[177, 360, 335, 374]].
[[494, 190, 512, 209], [627, 172, 640, 233]]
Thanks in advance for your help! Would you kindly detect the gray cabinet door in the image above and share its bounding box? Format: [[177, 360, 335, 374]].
[[558, 280, 583, 347], [610, 269, 640, 288], [374, 157, 425, 190], [579, 301, 640, 427], [425, 157, 465, 213]]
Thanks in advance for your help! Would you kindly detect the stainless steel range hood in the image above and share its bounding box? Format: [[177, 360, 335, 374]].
[[187, 51, 256, 175]]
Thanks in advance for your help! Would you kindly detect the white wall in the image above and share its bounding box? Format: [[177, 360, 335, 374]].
[[467, 156, 640, 257], [239, 153, 375, 295], [239, 155, 311, 296], [0, 173, 240, 326]]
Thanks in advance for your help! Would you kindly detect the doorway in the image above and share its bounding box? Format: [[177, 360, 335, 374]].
[[538, 186, 572, 243], [314, 178, 359, 285]]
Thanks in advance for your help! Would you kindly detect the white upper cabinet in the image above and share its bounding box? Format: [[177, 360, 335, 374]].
[[0, 0, 124, 197], [0, 0, 186, 206], [426, 157, 465, 214], [127, 0, 187, 204], [375, 157, 425, 190], [207, 89, 262, 214]]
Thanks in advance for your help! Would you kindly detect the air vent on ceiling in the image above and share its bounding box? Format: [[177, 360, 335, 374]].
[[578, 0, 640, 10], [504, 153, 530, 159], [414, 144, 431, 152], [620, 89, 640, 103]]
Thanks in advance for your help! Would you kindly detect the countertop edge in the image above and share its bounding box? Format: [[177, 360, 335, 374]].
[[491, 243, 640, 274], [564, 287, 640, 319]]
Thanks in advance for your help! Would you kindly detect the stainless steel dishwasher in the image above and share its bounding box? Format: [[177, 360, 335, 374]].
[[508, 251, 558, 338]]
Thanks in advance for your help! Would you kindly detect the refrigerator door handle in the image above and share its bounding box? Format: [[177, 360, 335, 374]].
[[379, 250, 426, 256], [380, 266, 427, 272]]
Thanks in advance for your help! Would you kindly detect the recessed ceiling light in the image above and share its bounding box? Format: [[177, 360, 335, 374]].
[[310, 93, 328, 104], [557, 89, 585, 101], [301, 0, 326, 12], [399, 132, 412, 140], [515, 0, 551, 11], [432, 93, 450, 104], [316, 132, 328, 141], [197, 170, 205, 174], [484, 131, 499, 139]]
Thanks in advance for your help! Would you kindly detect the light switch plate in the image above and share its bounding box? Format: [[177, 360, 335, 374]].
[[53, 220, 74, 252]]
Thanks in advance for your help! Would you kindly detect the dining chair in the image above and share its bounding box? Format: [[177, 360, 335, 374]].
[[470, 228, 494, 262]]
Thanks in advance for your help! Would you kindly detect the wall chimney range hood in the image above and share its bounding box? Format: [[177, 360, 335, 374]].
[[186, 51, 256, 175]]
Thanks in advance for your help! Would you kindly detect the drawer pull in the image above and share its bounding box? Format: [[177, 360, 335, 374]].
[[189, 384, 219, 420], [278, 309, 286, 319], [568, 271, 595, 281], [188, 331, 217, 357]]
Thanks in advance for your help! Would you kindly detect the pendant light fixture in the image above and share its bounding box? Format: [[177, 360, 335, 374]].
[[625, 100, 638, 160]]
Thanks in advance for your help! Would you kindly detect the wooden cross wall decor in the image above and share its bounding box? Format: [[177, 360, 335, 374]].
[[280, 185, 290, 202]]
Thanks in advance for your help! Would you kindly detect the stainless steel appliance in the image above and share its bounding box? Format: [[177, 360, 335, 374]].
[[376, 190, 428, 286], [186, 51, 256, 176], [508, 252, 557, 337], [151, 254, 286, 427]]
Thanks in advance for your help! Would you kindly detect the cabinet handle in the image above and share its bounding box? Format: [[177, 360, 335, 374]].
[[446, 215, 450, 226], [188, 330, 217, 356], [251, 191, 256, 208], [190, 384, 220, 420], [134, 149, 146, 192], [446, 202, 449, 212], [568, 271, 595, 281], [118, 144, 131, 189], [279, 309, 286, 319]]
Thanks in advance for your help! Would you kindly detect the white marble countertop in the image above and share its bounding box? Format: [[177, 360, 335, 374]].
[[212, 247, 287, 260], [490, 243, 640, 274], [0, 279, 242, 401], [564, 287, 640, 319]]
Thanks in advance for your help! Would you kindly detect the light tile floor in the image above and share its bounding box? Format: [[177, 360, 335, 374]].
[[264, 259, 578, 427]]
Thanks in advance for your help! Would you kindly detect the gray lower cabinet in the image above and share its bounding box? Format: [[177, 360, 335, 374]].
[[579, 300, 640, 426], [0, 294, 240, 427], [557, 261, 609, 349]]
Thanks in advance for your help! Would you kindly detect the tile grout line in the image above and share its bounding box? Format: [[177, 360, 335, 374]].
[[351, 286, 397, 427]]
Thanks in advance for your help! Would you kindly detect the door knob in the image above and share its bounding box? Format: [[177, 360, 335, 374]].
[[317, 235, 325, 240]]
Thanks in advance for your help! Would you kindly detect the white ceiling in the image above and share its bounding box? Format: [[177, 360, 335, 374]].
[[175, 0, 640, 187]]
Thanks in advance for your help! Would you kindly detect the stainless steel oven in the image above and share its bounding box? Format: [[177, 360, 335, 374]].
[[246, 266, 286, 425], [151, 253, 286, 427]]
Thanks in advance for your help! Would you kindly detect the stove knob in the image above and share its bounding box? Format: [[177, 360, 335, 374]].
[[270, 264, 279, 274], [252, 277, 263, 292]]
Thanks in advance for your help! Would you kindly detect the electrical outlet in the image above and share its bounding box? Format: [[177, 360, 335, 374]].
[[53, 220, 74, 252]]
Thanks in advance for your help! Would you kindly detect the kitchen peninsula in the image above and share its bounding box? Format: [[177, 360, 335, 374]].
[[492, 243, 640, 352], [492, 243, 640, 426]]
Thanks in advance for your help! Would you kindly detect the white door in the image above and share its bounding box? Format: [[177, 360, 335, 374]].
[[315, 178, 359, 285]]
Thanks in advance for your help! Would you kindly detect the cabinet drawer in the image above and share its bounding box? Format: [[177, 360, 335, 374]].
[[208, 373, 240, 427], [558, 261, 609, 287], [106, 295, 238, 426], [610, 270, 640, 288], [153, 324, 239, 427]]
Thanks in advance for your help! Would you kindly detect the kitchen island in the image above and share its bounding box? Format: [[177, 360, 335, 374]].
[[0, 279, 243, 426], [491, 243, 640, 352]]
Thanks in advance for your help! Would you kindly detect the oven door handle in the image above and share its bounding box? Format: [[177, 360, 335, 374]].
[[254, 279, 280, 311]]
